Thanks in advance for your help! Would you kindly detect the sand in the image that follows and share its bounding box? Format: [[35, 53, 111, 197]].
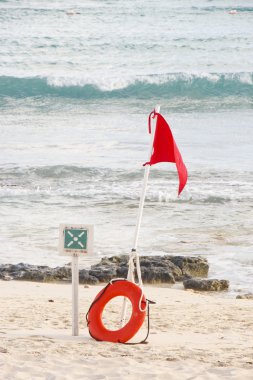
[[0, 281, 253, 380]]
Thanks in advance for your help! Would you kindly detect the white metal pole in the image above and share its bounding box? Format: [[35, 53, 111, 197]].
[[72, 254, 79, 336], [121, 105, 160, 326], [127, 105, 160, 284]]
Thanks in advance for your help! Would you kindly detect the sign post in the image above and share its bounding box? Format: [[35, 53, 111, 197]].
[[59, 224, 94, 336], [72, 253, 79, 336]]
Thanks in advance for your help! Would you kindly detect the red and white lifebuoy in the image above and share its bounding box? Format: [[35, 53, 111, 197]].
[[86, 279, 146, 343]]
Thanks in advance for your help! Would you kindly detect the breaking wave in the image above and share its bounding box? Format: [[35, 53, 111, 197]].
[[0, 72, 252, 100]]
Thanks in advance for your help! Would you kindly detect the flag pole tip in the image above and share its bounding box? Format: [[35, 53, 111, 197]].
[[155, 105, 161, 114]]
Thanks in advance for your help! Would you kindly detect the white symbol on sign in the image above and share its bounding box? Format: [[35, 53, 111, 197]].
[[67, 231, 85, 248]]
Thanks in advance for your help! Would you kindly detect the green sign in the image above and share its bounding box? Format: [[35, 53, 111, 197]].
[[64, 228, 88, 251], [59, 224, 94, 256]]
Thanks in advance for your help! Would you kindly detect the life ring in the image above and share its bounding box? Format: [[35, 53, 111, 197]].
[[86, 279, 146, 343]]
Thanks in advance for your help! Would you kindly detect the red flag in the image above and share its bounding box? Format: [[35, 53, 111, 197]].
[[144, 111, 188, 196]]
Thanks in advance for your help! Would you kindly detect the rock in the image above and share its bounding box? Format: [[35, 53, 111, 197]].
[[116, 265, 128, 279], [89, 255, 208, 284], [53, 266, 71, 280], [89, 265, 117, 282], [167, 256, 209, 278], [79, 269, 99, 285], [0, 262, 99, 284], [2, 275, 13, 281], [89, 256, 124, 282], [183, 278, 229, 291], [19, 269, 55, 282], [141, 267, 175, 284], [236, 293, 253, 300], [0, 255, 210, 285], [140, 256, 182, 282]]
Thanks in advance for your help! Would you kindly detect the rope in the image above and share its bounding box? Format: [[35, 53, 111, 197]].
[[118, 298, 156, 345], [129, 249, 145, 311]]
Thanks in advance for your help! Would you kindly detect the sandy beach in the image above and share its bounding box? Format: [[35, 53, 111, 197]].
[[0, 281, 253, 380], [1, 1, 253, 379]]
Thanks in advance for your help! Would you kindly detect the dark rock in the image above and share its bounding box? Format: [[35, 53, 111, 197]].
[[168, 256, 209, 278], [89, 265, 117, 282], [53, 266, 71, 279], [141, 267, 175, 284], [116, 265, 128, 279], [89, 256, 123, 282], [89, 255, 208, 284], [79, 269, 99, 285], [236, 293, 253, 300], [0, 262, 101, 284], [183, 278, 229, 291], [0, 254, 210, 284], [140, 256, 182, 281], [19, 271, 54, 282]]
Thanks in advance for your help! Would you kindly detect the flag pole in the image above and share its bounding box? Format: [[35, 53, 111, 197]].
[[128, 104, 160, 284], [121, 105, 160, 326]]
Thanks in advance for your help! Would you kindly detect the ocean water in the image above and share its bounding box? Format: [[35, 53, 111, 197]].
[[0, 0, 253, 294]]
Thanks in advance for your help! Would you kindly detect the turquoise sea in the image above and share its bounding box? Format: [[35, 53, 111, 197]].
[[0, 0, 252, 293]]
